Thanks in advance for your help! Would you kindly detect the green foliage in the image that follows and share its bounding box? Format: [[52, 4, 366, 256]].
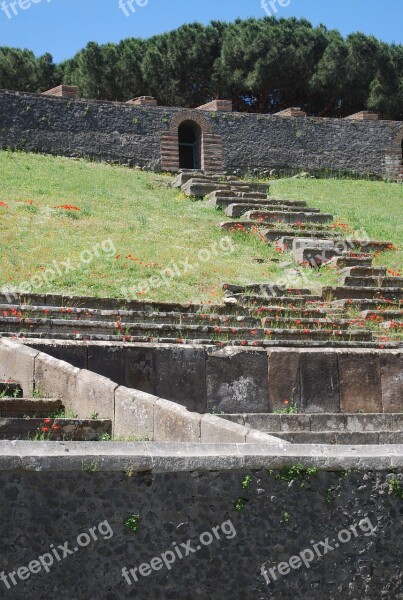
[[282, 512, 291, 523], [270, 464, 318, 483], [389, 479, 403, 499], [2, 17, 402, 118], [235, 498, 247, 512], [241, 475, 252, 491], [124, 514, 140, 533]]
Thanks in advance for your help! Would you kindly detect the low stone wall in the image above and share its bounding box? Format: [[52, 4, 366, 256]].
[[0, 339, 281, 444], [0, 89, 402, 178], [0, 442, 401, 599], [27, 341, 403, 415]]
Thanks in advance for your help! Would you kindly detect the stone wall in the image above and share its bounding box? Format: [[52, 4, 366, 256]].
[[1, 89, 402, 177], [0, 442, 402, 599], [0, 339, 281, 444], [27, 341, 403, 415]]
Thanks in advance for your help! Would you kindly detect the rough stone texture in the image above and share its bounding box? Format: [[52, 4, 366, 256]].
[[267, 349, 301, 411], [0, 457, 401, 599], [124, 345, 155, 394], [1, 89, 402, 178], [87, 344, 126, 386], [154, 398, 201, 442], [339, 351, 383, 413], [0, 339, 38, 395], [28, 340, 88, 369], [300, 350, 340, 413], [34, 351, 80, 404], [154, 346, 206, 413], [74, 369, 117, 420], [114, 386, 156, 440], [380, 351, 403, 413], [201, 414, 249, 443], [207, 347, 269, 413]]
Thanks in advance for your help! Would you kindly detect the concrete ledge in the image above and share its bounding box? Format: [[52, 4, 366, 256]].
[[0, 441, 401, 472]]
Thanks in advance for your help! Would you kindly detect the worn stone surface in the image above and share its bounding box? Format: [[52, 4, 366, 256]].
[[267, 349, 301, 412], [380, 351, 403, 413], [114, 386, 156, 440], [201, 414, 248, 443], [75, 369, 117, 420], [0, 339, 38, 396], [154, 398, 201, 442], [207, 347, 269, 413], [0, 464, 401, 599], [339, 352, 383, 413], [124, 345, 155, 394], [154, 346, 206, 413], [34, 352, 80, 404], [300, 350, 340, 413]]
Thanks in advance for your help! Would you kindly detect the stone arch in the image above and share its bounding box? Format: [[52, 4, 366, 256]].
[[160, 110, 223, 174]]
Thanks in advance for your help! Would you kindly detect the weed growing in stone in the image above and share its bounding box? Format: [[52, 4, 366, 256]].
[[82, 460, 99, 474], [389, 478, 403, 499], [241, 475, 253, 491], [124, 514, 140, 533]]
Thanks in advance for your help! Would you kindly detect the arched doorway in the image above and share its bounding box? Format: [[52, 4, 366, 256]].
[[178, 121, 202, 170]]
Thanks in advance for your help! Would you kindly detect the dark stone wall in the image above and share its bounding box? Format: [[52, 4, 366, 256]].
[[0, 468, 402, 599], [1, 89, 402, 177]]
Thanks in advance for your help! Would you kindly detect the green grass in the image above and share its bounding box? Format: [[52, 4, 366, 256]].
[[0, 150, 401, 303]]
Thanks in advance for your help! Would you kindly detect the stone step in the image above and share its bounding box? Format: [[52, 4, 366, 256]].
[[206, 196, 306, 209], [333, 298, 403, 311], [0, 381, 23, 398], [0, 398, 63, 418], [223, 284, 312, 296], [222, 413, 403, 432], [172, 171, 206, 187], [339, 267, 387, 277], [224, 203, 316, 218], [0, 418, 112, 441], [264, 431, 403, 444], [252, 306, 328, 318], [276, 235, 392, 252], [361, 309, 403, 322], [262, 317, 353, 330], [328, 255, 374, 269], [206, 191, 272, 201], [0, 304, 260, 328], [242, 210, 333, 224], [235, 294, 324, 308], [182, 180, 269, 197], [324, 286, 403, 301], [1, 331, 396, 348], [261, 230, 339, 244], [340, 276, 403, 289]]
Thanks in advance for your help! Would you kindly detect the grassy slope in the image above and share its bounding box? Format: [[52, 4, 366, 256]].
[[0, 150, 402, 303]]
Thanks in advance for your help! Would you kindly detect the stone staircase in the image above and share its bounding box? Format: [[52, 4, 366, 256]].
[[0, 381, 111, 441], [175, 173, 402, 347], [221, 413, 403, 445]]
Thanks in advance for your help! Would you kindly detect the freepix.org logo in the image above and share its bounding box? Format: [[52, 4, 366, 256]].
[[118, 0, 148, 17], [1, 0, 52, 20], [261, 0, 291, 17]]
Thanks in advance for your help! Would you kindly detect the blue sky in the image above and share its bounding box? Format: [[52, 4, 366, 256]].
[[0, 0, 402, 63]]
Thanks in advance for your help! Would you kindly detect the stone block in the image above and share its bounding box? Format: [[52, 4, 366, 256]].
[[154, 346, 206, 413], [75, 369, 117, 420], [244, 413, 281, 432], [310, 414, 346, 431], [34, 352, 79, 404], [267, 349, 301, 412], [300, 350, 340, 413], [246, 429, 287, 444], [279, 414, 310, 432], [0, 339, 38, 396], [200, 414, 248, 443], [346, 414, 393, 433], [125, 345, 155, 394], [339, 351, 382, 413], [380, 351, 403, 413], [27, 341, 88, 369], [114, 386, 156, 440], [206, 347, 269, 413], [87, 344, 125, 385], [154, 399, 201, 442]]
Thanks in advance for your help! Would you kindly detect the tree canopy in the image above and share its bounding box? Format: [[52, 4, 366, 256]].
[[1, 17, 402, 120]]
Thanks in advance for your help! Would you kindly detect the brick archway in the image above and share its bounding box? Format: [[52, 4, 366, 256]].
[[160, 110, 223, 174]]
